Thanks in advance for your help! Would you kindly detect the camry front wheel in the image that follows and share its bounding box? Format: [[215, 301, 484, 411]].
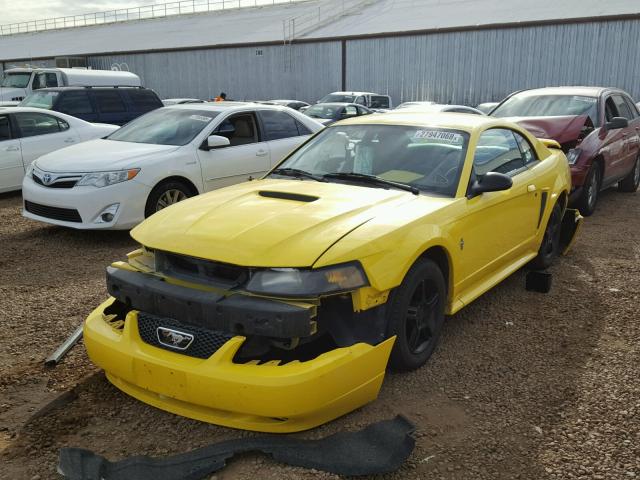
[[145, 180, 194, 218]]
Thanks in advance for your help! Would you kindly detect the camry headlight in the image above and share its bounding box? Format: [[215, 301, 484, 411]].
[[246, 263, 368, 297], [76, 169, 140, 188], [566, 149, 582, 165]]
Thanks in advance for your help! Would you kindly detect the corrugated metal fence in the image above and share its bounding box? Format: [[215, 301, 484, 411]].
[[5, 18, 640, 105]]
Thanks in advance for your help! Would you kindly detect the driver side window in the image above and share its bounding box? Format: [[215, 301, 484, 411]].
[[605, 97, 618, 122], [0, 115, 12, 141], [213, 113, 258, 147], [473, 129, 526, 177]]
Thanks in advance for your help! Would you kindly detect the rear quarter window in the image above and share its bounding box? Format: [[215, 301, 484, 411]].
[[93, 90, 127, 113], [126, 89, 163, 113]]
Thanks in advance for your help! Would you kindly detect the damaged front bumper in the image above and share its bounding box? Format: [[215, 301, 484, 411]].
[[84, 292, 395, 433]]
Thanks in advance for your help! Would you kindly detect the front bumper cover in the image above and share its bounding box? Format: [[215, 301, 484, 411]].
[[84, 298, 395, 433]]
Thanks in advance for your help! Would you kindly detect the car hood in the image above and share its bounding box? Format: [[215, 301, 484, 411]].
[[35, 139, 180, 172], [505, 115, 589, 145], [132, 179, 424, 267]]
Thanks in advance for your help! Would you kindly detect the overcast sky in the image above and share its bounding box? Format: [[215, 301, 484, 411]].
[[0, 0, 300, 25]]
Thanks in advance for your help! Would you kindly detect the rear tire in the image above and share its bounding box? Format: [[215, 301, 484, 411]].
[[618, 155, 640, 192], [386, 259, 446, 371], [530, 202, 562, 270], [576, 164, 601, 216], [145, 180, 195, 218]]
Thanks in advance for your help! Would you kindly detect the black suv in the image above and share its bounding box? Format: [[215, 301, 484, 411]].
[[19, 87, 163, 125]]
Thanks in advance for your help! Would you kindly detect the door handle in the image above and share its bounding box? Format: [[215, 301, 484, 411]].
[[64, 138, 75, 143], [256, 150, 268, 157], [5, 145, 20, 152], [527, 184, 537, 192]]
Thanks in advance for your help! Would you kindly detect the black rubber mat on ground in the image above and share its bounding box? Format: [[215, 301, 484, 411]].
[[58, 415, 415, 479]]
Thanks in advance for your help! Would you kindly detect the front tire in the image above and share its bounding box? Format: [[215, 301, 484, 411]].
[[530, 202, 562, 270], [576, 164, 601, 216], [145, 180, 194, 218], [386, 259, 446, 371], [618, 154, 640, 192]]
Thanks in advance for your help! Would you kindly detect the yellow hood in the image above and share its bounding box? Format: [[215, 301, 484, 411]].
[[131, 179, 418, 267]]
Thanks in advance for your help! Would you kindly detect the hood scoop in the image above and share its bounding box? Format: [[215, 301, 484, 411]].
[[258, 191, 319, 203]]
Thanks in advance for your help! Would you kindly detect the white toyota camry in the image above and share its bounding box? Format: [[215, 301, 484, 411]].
[[22, 103, 323, 229], [1, 107, 118, 193]]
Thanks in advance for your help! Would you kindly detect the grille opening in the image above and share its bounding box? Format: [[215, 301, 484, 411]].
[[233, 332, 339, 365], [24, 201, 82, 223], [32, 174, 78, 188]]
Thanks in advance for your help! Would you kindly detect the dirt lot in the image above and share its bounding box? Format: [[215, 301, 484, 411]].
[[0, 188, 638, 480]]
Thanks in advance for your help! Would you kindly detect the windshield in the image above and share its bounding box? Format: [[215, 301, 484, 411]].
[[271, 124, 469, 197], [108, 108, 220, 146], [492, 94, 600, 126], [305, 104, 341, 119], [1, 72, 32, 88], [319, 94, 356, 103], [20, 91, 59, 109]]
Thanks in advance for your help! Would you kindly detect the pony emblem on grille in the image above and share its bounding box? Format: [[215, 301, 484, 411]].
[[156, 327, 194, 350]]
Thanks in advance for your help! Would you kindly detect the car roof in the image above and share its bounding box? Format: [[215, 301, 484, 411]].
[[0, 106, 81, 118], [335, 111, 505, 132], [511, 86, 616, 98], [311, 102, 359, 107], [326, 91, 377, 96], [168, 102, 298, 112]]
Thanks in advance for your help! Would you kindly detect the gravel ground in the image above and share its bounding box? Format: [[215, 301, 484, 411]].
[[0, 188, 638, 480]]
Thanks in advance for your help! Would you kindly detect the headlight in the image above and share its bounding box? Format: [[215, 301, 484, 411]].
[[76, 169, 140, 188], [566, 149, 582, 165], [246, 263, 368, 297]]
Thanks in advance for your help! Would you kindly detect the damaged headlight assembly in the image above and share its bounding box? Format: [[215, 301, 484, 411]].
[[76, 168, 140, 188], [246, 263, 369, 297]]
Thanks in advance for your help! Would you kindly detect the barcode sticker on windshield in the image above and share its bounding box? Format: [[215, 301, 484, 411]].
[[413, 130, 464, 144], [189, 115, 212, 122]]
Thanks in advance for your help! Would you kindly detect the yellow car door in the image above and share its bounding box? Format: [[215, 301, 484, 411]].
[[452, 128, 540, 304]]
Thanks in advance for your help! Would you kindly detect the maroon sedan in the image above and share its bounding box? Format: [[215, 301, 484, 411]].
[[491, 87, 640, 215]]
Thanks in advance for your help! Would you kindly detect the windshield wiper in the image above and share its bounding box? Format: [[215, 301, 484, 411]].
[[271, 168, 327, 182], [323, 172, 419, 195]]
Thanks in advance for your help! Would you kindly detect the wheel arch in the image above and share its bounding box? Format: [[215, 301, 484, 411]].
[[149, 175, 200, 196], [416, 245, 452, 299]]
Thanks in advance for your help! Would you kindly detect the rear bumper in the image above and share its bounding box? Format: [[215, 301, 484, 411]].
[[84, 299, 395, 432]]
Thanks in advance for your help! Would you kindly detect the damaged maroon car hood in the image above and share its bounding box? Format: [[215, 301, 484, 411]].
[[505, 115, 589, 144]]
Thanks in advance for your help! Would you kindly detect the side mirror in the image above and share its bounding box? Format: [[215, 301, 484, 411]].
[[204, 135, 230, 150], [469, 172, 513, 197], [605, 116, 628, 130]]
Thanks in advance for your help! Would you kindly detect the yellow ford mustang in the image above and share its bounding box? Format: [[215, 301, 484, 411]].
[[84, 112, 581, 432]]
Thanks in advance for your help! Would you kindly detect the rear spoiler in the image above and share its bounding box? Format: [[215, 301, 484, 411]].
[[540, 138, 562, 150]]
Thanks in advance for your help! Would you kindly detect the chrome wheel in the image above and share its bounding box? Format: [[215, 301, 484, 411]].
[[586, 168, 600, 211], [156, 189, 188, 211]]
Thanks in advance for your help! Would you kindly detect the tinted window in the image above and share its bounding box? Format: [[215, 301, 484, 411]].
[[15, 112, 63, 137], [214, 113, 258, 146], [56, 91, 93, 115], [370, 96, 390, 109], [108, 108, 219, 146], [612, 95, 633, 120], [605, 97, 618, 122], [473, 129, 526, 176], [514, 131, 537, 164], [0, 116, 11, 141], [127, 89, 162, 113], [623, 97, 639, 118], [94, 90, 126, 113], [274, 124, 469, 197], [258, 110, 300, 140]]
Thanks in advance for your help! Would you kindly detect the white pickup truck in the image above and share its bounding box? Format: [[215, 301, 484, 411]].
[[0, 67, 141, 102]]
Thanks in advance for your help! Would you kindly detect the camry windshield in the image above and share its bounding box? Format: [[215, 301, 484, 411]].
[[492, 94, 600, 125], [319, 94, 356, 103], [1, 73, 31, 88], [305, 104, 341, 119], [20, 91, 58, 109], [108, 108, 220, 146], [271, 124, 469, 197]]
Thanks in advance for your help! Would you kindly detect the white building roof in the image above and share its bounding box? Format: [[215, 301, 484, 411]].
[[1, 0, 639, 61]]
